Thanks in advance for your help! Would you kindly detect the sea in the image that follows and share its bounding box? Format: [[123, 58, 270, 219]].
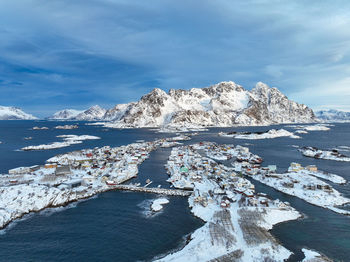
[[0, 120, 349, 262]]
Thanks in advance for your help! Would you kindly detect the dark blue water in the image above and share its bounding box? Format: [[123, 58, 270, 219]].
[[0, 121, 349, 261]]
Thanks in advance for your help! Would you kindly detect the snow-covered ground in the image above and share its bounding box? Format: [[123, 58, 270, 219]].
[[300, 147, 350, 162], [219, 129, 300, 139], [21, 135, 100, 150], [294, 169, 346, 184]]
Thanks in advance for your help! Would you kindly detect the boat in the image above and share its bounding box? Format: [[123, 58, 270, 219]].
[[106, 180, 118, 186]]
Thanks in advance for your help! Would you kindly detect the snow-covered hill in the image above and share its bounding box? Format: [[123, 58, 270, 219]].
[[48, 109, 83, 120], [105, 81, 316, 127], [0, 106, 37, 120], [316, 109, 350, 122]]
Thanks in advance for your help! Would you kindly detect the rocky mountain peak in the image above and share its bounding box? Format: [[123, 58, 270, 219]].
[[140, 88, 169, 107], [203, 81, 243, 96]]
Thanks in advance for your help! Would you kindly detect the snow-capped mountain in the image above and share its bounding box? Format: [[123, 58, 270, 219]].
[[105, 81, 316, 127], [73, 105, 107, 121], [48, 81, 316, 127], [49, 106, 106, 121], [48, 109, 83, 120], [316, 109, 350, 122], [0, 106, 38, 120]]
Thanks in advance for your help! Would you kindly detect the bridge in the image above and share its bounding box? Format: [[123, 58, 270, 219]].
[[110, 184, 193, 196]]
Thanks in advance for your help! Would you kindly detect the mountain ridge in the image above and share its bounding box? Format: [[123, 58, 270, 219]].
[[316, 109, 350, 122]]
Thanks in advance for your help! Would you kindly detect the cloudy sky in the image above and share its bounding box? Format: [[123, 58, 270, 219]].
[[1, 0, 350, 117]]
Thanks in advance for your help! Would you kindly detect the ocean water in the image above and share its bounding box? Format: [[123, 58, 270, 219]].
[[0, 121, 349, 261]]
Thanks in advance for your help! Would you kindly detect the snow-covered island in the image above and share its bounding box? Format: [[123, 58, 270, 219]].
[[288, 124, 331, 132], [300, 146, 350, 162], [32, 126, 49, 130], [21, 135, 101, 151], [0, 137, 188, 230], [219, 129, 300, 139], [54, 124, 79, 129], [151, 198, 169, 212]]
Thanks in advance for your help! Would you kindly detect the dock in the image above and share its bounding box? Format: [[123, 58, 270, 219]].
[[110, 184, 193, 196]]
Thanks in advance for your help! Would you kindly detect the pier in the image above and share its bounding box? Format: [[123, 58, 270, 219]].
[[110, 184, 193, 196]]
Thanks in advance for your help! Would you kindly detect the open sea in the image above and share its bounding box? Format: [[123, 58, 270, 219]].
[[0, 120, 349, 262]]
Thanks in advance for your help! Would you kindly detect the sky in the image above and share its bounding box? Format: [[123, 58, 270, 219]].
[[1, 0, 350, 117]]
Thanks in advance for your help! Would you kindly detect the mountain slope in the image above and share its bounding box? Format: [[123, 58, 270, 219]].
[[0, 106, 38, 120], [316, 109, 350, 122], [73, 105, 107, 121], [107, 81, 316, 127], [48, 109, 83, 120]]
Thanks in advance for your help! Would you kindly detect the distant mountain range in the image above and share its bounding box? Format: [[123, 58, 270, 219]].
[[315, 109, 350, 122], [0, 106, 37, 120], [48, 81, 317, 127]]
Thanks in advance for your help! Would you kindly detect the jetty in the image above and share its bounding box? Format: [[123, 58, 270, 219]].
[[111, 184, 192, 196]]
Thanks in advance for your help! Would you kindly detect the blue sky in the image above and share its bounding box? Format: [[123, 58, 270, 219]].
[[1, 0, 350, 117]]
